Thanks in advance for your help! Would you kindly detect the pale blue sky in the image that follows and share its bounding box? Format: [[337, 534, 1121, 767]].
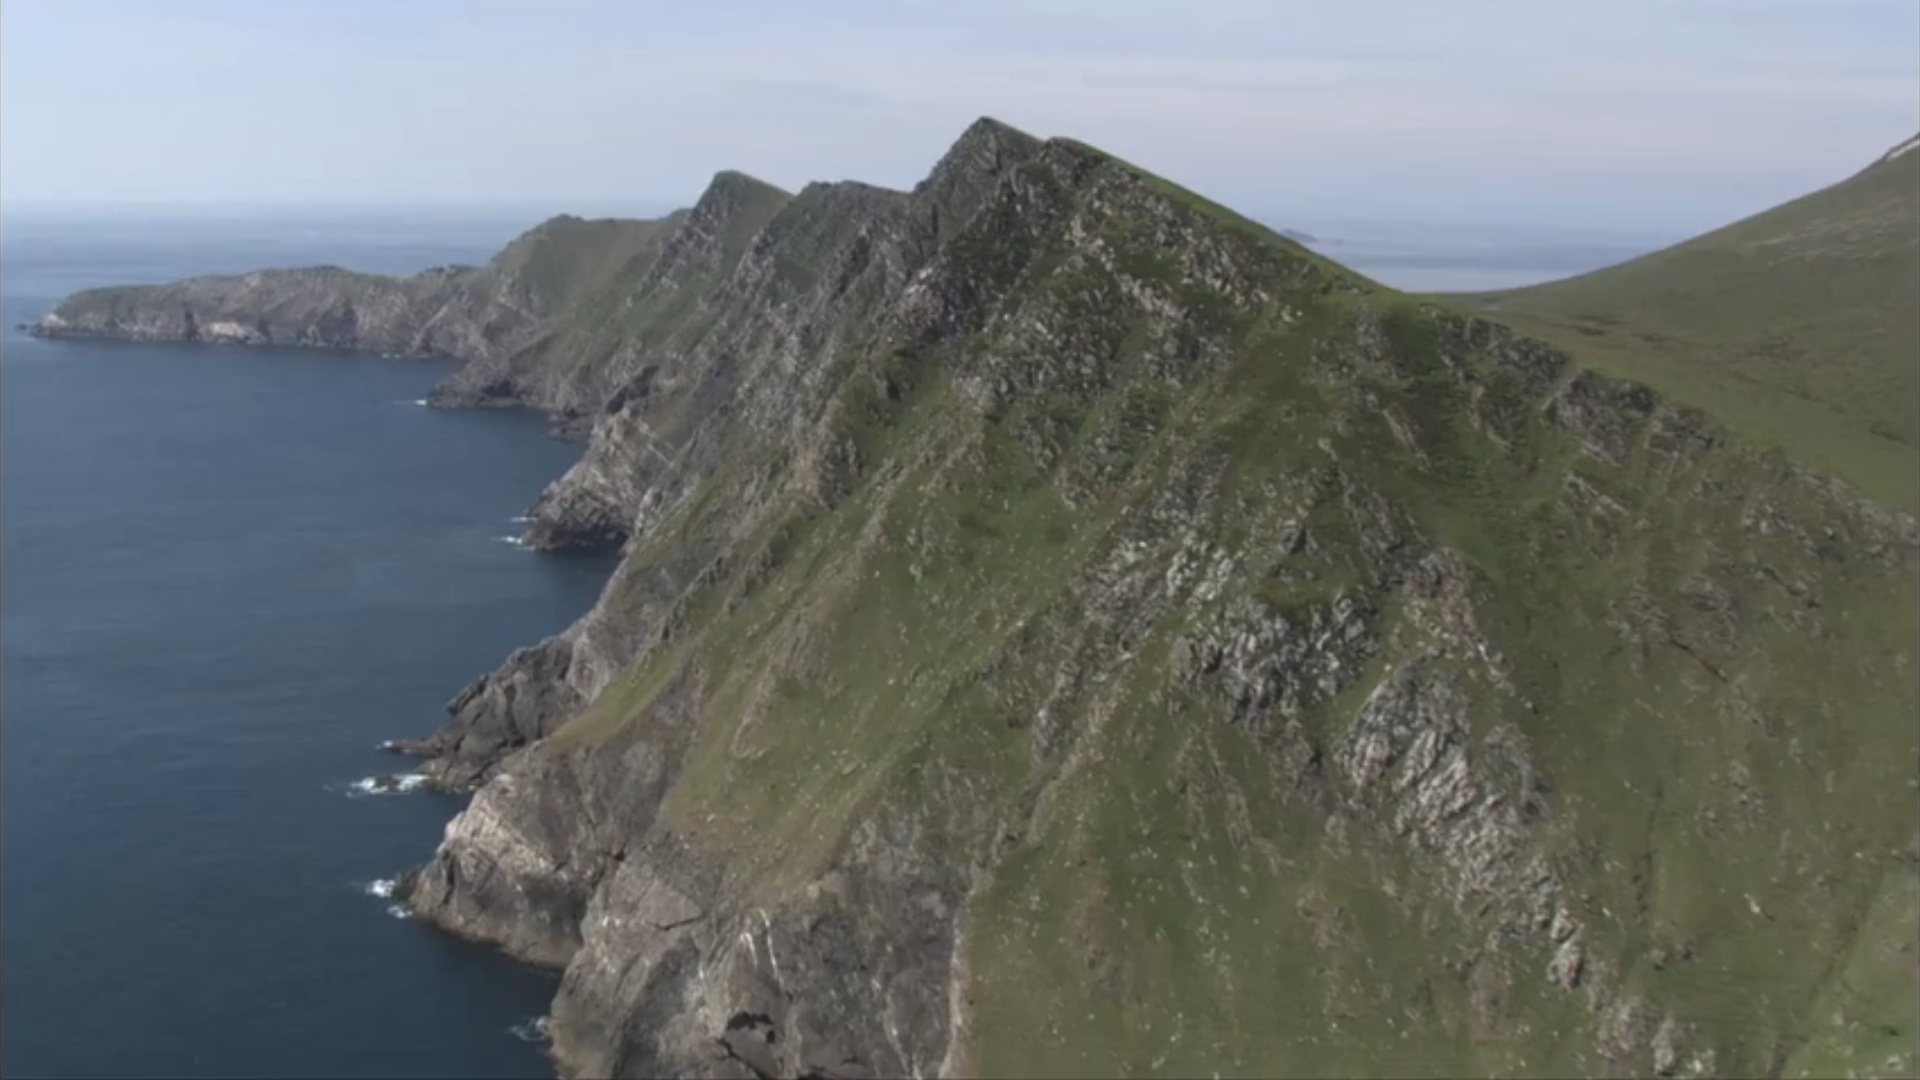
[[2, 0, 1915, 232]]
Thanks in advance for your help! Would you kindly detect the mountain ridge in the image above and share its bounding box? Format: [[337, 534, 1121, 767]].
[[29, 119, 1920, 1079], [1868, 131, 1919, 170], [1458, 136, 1920, 510], [396, 126, 1919, 1078]]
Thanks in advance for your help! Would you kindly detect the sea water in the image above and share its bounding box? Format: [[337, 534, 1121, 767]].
[[1, 213, 614, 1077]]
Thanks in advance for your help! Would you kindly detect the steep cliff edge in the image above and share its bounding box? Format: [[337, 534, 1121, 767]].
[[392, 120, 1042, 784], [40, 119, 1919, 1078], [399, 125, 1916, 1078], [27, 173, 788, 430], [430, 171, 793, 429]]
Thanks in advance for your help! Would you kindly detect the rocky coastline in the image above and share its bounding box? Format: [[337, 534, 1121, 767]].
[[31, 118, 1920, 1078]]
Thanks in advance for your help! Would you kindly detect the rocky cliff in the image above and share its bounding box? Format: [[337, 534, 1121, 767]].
[[40, 119, 1920, 1078], [29, 176, 787, 434]]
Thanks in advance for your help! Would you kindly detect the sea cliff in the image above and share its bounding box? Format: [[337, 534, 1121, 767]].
[[37, 119, 1920, 1078]]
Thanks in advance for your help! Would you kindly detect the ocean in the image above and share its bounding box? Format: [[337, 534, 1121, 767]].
[[0, 215, 616, 1078], [0, 208, 1662, 1077], [1276, 216, 1674, 293]]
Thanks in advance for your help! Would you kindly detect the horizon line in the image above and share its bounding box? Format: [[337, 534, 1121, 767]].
[[0, 199, 1686, 238]]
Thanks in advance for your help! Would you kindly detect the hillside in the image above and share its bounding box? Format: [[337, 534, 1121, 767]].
[[33, 119, 1920, 1079], [433, 171, 793, 428], [1457, 138, 1920, 510], [29, 210, 679, 377], [26, 184, 795, 427]]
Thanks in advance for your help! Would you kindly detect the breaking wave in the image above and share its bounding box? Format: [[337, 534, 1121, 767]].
[[509, 1017, 552, 1043], [339, 773, 429, 798]]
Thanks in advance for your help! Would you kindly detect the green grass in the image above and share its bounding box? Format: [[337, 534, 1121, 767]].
[[1784, 861, 1920, 1078], [707, 171, 793, 267], [1445, 148, 1920, 510], [1052, 136, 1387, 292], [498, 174, 794, 399], [491, 213, 688, 313]]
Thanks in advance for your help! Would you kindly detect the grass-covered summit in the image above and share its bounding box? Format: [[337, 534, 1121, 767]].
[[36, 117, 1919, 1079]]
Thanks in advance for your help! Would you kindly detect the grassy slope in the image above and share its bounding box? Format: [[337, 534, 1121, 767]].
[[490, 212, 691, 313], [545, 142, 1918, 1076], [509, 174, 792, 393], [1449, 147, 1920, 510], [1786, 862, 1920, 1079]]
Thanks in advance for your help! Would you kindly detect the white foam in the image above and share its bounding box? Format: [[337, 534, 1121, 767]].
[[364, 878, 397, 899], [509, 1017, 552, 1043], [510, 515, 536, 524], [496, 535, 530, 549], [342, 772, 429, 797], [386, 904, 413, 920], [413, 398, 429, 406]]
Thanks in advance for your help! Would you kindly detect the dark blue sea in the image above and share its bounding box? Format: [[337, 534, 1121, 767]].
[[0, 213, 617, 1078]]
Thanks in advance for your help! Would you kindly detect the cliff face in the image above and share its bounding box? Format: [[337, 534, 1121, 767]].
[[429, 173, 793, 430], [41, 119, 1920, 1078], [31, 263, 493, 354], [391, 124, 1039, 784], [27, 183, 784, 432]]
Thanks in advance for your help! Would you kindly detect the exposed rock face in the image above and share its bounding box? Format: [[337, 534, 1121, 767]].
[[41, 117, 1920, 1078], [28, 187, 780, 427], [431, 172, 793, 422]]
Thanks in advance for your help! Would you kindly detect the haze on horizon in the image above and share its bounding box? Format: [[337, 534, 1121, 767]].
[[2, 0, 1915, 236]]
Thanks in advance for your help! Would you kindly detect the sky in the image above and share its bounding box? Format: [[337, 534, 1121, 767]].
[[2, 0, 1915, 234]]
